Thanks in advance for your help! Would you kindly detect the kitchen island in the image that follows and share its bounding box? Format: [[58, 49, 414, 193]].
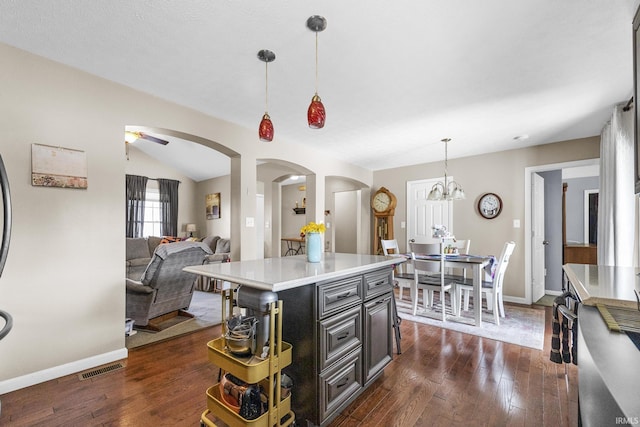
[[563, 264, 640, 426], [184, 253, 404, 427]]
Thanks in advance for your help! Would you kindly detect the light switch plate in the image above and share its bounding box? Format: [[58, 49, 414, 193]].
[[513, 219, 520, 228], [246, 217, 254, 227]]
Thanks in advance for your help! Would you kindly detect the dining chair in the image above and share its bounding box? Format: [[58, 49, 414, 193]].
[[454, 241, 516, 325], [409, 242, 457, 321], [381, 239, 413, 301]]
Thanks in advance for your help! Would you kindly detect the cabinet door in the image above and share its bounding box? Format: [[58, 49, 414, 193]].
[[363, 292, 393, 385], [319, 305, 362, 371]]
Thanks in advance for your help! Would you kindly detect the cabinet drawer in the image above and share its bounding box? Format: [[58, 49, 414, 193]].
[[319, 348, 362, 422], [318, 276, 363, 318], [319, 305, 362, 371], [363, 269, 393, 300]]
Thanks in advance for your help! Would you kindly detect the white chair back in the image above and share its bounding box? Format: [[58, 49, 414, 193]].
[[380, 239, 400, 256], [409, 242, 441, 273], [492, 241, 516, 293]]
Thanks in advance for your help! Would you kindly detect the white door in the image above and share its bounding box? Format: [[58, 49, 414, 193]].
[[407, 178, 452, 245], [532, 173, 546, 302]]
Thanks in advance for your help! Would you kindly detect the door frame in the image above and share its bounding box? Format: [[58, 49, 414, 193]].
[[524, 158, 599, 304]]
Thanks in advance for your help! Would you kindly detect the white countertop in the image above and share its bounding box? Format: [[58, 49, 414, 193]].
[[563, 263, 640, 309], [184, 253, 404, 292]]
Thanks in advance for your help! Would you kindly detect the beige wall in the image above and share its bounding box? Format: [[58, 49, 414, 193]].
[[0, 42, 370, 393], [196, 175, 232, 240], [373, 136, 600, 301]]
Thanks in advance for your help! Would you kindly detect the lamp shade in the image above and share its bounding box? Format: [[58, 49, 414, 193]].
[[186, 224, 196, 234], [259, 113, 274, 142], [427, 183, 444, 201], [308, 94, 326, 129]]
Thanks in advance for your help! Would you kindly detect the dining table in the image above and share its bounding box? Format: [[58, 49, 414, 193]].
[[407, 253, 492, 327], [281, 237, 305, 256]]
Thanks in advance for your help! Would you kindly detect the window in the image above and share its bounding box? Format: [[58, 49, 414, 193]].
[[143, 189, 162, 237]]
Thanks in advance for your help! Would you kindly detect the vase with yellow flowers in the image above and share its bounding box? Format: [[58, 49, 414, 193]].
[[300, 222, 326, 263]]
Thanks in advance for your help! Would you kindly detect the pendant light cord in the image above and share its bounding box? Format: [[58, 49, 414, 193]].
[[265, 60, 269, 112], [315, 31, 319, 94]]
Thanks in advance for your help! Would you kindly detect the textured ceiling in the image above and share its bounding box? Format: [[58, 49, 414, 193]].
[[1, 0, 639, 181]]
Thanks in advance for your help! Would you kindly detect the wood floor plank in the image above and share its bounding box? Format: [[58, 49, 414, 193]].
[[1, 306, 578, 427]]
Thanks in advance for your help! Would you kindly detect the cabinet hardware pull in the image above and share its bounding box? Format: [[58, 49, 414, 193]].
[[337, 332, 349, 340], [336, 292, 351, 299], [377, 297, 392, 304], [336, 377, 349, 388]]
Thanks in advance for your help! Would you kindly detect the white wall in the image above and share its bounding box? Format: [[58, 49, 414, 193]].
[[0, 42, 371, 393]]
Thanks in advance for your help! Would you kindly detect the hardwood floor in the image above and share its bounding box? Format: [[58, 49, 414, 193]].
[[0, 305, 578, 427]]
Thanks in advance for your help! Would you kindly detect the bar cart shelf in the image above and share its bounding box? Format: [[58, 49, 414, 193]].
[[200, 288, 295, 427]]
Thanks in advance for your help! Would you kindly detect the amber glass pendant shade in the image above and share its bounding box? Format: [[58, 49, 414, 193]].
[[308, 94, 326, 129], [259, 113, 274, 142]]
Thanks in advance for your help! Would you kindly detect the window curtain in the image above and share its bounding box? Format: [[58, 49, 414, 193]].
[[158, 178, 180, 237], [125, 174, 148, 238], [597, 104, 635, 266]]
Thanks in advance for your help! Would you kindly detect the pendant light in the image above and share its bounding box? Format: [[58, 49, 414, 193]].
[[307, 15, 327, 129], [427, 138, 466, 201], [258, 49, 276, 142]]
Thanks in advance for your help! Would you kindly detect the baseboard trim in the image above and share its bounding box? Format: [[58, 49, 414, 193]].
[[544, 289, 563, 296], [503, 295, 528, 305], [0, 348, 128, 394]]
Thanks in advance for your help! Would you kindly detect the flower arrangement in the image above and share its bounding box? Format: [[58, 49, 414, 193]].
[[300, 221, 326, 236]]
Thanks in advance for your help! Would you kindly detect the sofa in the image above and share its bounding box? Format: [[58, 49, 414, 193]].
[[126, 235, 231, 280]]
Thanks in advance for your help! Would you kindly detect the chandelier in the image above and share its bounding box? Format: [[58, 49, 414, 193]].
[[427, 138, 466, 201]]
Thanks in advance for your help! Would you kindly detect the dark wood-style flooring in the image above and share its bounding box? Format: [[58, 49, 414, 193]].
[[0, 303, 578, 426]]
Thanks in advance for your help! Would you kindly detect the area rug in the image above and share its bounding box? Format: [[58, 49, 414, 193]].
[[395, 295, 545, 350], [126, 290, 223, 349]]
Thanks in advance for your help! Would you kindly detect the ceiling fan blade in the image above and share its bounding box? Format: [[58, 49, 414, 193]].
[[139, 133, 169, 145]]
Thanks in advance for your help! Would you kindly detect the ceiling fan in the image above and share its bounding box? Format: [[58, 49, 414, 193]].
[[124, 131, 169, 145], [124, 131, 169, 160]]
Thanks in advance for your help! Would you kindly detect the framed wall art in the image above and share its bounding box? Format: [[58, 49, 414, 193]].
[[206, 193, 220, 219], [31, 144, 88, 189]]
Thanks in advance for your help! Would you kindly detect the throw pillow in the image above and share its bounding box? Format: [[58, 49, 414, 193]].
[[160, 236, 181, 244], [215, 238, 231, 254]]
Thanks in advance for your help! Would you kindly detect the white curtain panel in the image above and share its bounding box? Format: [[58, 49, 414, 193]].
[[598, 104, 635, 266]]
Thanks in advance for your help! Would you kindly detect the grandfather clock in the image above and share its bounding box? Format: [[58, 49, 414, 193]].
[[371, 187, 397, 255]]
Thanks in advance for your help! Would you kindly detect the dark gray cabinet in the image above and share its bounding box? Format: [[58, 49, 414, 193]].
[[279, 267, 394, 427], [363, 293, 393, 385]]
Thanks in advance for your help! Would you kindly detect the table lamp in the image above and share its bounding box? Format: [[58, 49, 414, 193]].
[[186, 223, 196, 237]]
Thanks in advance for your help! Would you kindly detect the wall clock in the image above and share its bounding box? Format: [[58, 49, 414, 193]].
[[478, 192, 503, 219], [371, 187, 397, 254]]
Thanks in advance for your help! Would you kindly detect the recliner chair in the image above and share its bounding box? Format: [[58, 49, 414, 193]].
[[126, 241, 212, 330]]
